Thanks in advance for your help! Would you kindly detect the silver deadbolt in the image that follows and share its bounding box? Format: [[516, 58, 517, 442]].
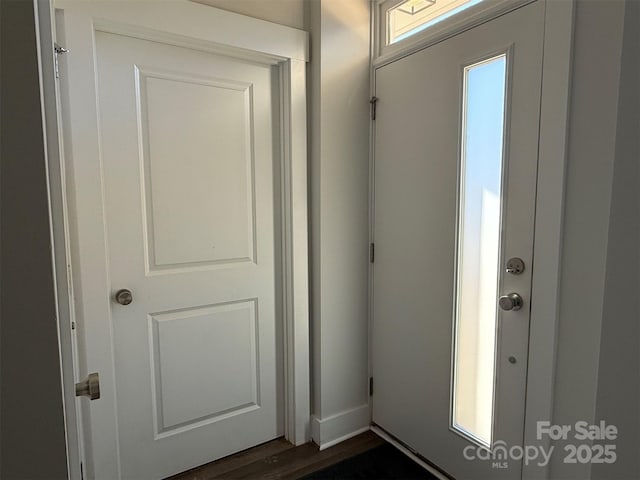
[[115, 289, 133, 305], [499, 293, 524, 311], [75, 372, 100, 400], [506, 257, 525, 275]]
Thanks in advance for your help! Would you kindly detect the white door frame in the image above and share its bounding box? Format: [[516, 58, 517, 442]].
[[34, 1, 311, 478], [368, 1, 575, 479]]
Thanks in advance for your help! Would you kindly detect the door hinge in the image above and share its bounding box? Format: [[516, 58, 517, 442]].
[[369, 243, 375, 263], [54, 43, 69, 79], [370, 96, 378, 120], [369, 377, 374, 396]]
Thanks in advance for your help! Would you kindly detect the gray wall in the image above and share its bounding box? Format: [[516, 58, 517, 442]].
[[550, 1, 639, 479], [592, 0, 640, 478], [0, 0, 68, 478], [307, 0, 371, 442]]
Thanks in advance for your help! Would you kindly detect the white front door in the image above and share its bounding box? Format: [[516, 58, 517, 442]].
[[58, 3, 285, 478], [372, 2, 544, 479]]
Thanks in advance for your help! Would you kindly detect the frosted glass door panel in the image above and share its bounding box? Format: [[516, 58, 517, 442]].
[[452, 54, 507, 447]]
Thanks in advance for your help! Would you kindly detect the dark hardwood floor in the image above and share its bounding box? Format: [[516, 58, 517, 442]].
[[168, 431, 386, 480]]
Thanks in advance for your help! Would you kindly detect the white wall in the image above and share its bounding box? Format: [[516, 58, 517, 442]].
[[308, 0, 371, 447], [192, 0, 305, 29], [550, 1, 639, 479]]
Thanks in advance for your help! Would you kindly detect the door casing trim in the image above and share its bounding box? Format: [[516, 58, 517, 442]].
[[368, 1, 575, 479], [35, 1, 310, 478], [522, 2, 575, 479]]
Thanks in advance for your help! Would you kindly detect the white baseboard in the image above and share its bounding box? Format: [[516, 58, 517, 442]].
[[311, 404, 370, 450]]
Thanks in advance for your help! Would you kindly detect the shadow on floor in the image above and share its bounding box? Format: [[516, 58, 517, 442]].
[[299, 443, 438, 480]]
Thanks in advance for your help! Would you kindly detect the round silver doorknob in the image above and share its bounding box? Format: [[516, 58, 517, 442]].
[[498, 293, 523, 311], [115, 289, 133, 306]]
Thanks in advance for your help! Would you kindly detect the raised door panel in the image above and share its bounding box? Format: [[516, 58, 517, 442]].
[[137, 68, 256, 271], [149, 299, 260, 436]]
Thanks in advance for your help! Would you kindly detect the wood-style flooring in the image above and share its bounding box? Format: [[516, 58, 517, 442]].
[[168, 431, 386, 480]]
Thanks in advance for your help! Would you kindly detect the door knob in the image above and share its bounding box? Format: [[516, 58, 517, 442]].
[[115, 289, 133, 305], [75, 372, 100, 400], [498, 293, 524, 311]]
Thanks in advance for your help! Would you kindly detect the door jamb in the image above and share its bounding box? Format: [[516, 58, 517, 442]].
[[35, 1, 311, 478], [34, 1, 81, 478], [522, 2, 575, 479], [368, 2, 575, 480]]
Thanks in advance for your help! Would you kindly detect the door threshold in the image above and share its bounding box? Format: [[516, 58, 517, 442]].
[[370, 425, 453, 480]]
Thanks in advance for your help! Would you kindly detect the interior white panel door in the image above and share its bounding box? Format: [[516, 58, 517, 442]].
[[372, 2, 544, 479], [60, 14, 283, 480]]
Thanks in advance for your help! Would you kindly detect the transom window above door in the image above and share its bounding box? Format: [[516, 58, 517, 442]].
[[386, 0, 484, 44], [375, 0, 530, 62]]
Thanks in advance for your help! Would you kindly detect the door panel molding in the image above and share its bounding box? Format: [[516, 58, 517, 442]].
[[148, 298, 260, 438], [36, 1, 310, 478], [134, 65, 258, 272]]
